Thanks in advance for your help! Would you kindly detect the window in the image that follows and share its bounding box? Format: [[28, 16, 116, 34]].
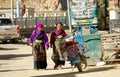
[[0, 19, 12, 26], [71, 0, 96, 7]]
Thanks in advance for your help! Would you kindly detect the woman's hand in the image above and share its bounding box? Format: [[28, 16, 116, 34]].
[[46, 47, 49, 50], [29, 43, 33, 47], [50, 44, 52, 48]]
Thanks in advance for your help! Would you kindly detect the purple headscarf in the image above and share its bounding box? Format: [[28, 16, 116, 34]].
[[29, 23, 49, 48], [36, 23, 44, 29]]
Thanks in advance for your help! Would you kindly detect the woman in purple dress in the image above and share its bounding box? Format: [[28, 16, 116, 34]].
[[29, 23, 49, 70]]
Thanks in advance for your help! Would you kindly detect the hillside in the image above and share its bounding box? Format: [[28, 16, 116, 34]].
[[0, 0, 67, 11]]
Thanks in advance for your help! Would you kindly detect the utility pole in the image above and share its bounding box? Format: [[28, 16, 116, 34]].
[[67, 0, 72, 33], [31, 0, 34, 8], [11, 0, 14, 21], [17, 0, 21, 18]]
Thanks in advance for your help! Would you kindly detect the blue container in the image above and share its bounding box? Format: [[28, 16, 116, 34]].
[[75, 25, 98, 35], [73, 27, 101, 65], [82, 34, 101, 65], [74, 34, 102, 65], [90, 26, 98, 34]]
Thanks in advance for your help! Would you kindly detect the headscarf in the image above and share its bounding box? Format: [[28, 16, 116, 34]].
[[36, 23, 44, 29]]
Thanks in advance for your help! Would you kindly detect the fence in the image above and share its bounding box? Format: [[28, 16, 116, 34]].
[[101, 33, 120, 62], [14, 16, 68, 28], [13, 16, 69, 38], [109, 19, 120, 33]]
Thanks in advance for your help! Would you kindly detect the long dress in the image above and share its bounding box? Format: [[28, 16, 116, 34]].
[[29, 30, 49, 70], [50, 29, 67, 67]]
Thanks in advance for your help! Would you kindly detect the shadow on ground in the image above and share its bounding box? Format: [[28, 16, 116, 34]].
[[82, 66, 117, 73], [0, 54, 32, 60], [0, 47, 18, 50], [31, 66, 117, 77], [0, 69, 31, 72], [31, 72, 79, 77]]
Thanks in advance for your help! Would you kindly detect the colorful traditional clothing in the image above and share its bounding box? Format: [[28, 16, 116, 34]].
[[29, 23, 49, 70], [50, 29, 67, 69]]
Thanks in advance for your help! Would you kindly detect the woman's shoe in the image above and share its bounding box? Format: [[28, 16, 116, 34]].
[[58, 65, 62, 70], [55, 65, 62, 70], [54, 64, 59, 69]]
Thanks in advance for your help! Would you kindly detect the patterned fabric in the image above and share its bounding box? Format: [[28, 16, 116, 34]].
[[50, 29, 66, 46], [32, 42, 46, 61], [50, 29, 67, 65], [54, 38, 66, 61], [67, 44, 79, 57], [65, 41, 82, 65], [32, 40, 47, 69], [29, 26, 49, 48], [29, 23, 49, 69]]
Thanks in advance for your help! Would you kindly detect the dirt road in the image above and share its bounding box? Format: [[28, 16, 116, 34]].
[[0, 43, 120, 77]]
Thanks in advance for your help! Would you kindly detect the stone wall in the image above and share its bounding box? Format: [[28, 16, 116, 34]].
[[0, 0, 65, 11]]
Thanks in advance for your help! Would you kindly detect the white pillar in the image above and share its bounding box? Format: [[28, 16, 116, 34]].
[[11, 0, 14, 21], [67, 0, 72, 33], [16, 0, 21, 18], [109, 10, 119, 20], [31, 0, 34, 8]]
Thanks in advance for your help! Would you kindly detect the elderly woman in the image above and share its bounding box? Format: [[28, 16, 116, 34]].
[[29, 23, 49, 70], [50, 22, 67, 69]]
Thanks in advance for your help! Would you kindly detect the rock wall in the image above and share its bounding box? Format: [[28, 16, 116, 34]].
[[33, 0, 62, 11], [0, 0, 63, 11]]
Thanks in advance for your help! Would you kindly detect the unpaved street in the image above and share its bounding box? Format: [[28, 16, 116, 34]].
[[0, 43, 120, 77]]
